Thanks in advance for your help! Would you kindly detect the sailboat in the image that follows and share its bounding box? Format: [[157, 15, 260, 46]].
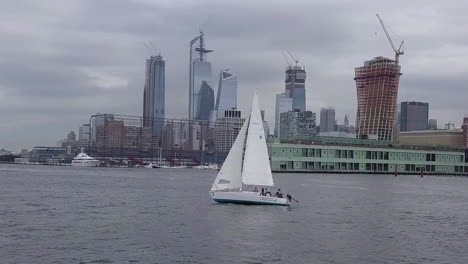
[[210, 92, 289, 206]]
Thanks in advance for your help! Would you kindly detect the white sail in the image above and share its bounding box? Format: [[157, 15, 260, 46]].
[[241, 92, 275, 187], [210, 118, 249, 191]]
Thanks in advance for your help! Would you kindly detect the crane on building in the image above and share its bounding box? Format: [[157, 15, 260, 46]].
[[376, 13, 404, 65], [281, 51, 292, 67], [287, 50, 300, 67]]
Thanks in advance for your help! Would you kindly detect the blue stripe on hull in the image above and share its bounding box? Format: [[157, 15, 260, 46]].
[[213, 198, 289, 206]]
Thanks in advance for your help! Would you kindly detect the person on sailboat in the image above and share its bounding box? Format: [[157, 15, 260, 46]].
[[275, 189, 283, 198], [260, 188, 265, 196], [265, 188, 272, 196]]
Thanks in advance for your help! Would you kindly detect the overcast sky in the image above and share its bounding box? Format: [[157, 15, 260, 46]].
[[1, 0, 467, 151]]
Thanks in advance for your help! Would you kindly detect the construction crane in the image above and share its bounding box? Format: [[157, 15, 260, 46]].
[[148, 41, 160, 56], [287, 50, 300, 66], [281, 51, 292, 67], [376, 13, 404, 65], [143, 41, 160, 56]]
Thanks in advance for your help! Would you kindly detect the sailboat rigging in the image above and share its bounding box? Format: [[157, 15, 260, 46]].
[[210, 92, 290, 206]]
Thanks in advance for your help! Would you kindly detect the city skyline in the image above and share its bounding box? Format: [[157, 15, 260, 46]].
[[1, 0, 468, 150]]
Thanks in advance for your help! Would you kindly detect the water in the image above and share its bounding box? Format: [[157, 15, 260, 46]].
[[1, 164, 467, 264]]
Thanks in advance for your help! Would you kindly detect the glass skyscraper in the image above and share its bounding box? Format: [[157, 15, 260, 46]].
[[215, 70, 237, 119], [195, 81, 214, 120], [285, 65, 306, 112], [400, 101, 429, 131], [274, 93, 292, 137], [143, 55, 165, 137]]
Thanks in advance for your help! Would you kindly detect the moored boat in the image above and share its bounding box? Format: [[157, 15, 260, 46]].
[[71, 149, 100, 167]]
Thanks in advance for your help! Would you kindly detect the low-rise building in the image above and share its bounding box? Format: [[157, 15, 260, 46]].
[[268, 137, 468, 175], [399, 129, 464, 147], [30, 146, 67, 163]]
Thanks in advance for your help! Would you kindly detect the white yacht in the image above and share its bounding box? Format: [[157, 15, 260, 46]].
[[71, 149, 100, 167]]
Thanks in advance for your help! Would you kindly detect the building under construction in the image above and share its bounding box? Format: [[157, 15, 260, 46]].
[[355, 56, 401, 141], [355, 14, 404, 142]]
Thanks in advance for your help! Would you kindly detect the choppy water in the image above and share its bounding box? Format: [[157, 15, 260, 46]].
[[1, 164, 468, 264]]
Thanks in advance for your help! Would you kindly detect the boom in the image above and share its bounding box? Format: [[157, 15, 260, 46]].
[[376, 13, 404, 64]]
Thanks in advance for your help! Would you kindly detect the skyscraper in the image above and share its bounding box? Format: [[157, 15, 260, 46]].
[[78, 124, 90, 141], [143, 54, 165, 138], [67, 131, 76, 142], [261, 110, 270, 139], [275, 93, 293, 137], [215, 70, 237, 119], [355, 56, 401, 141], [285, 64, 306, 112], [428, 119, 438, 130], [189, 31, 213, 121], [320, 107, 336, 132], [400, 101, 429, 131], [195, 81, 214, 120]]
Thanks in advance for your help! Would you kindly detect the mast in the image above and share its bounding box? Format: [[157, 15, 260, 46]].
[[189, 34, 201, 121], [239, 115, 250, 191]]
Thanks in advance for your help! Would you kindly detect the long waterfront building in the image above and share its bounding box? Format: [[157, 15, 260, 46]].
[[268, 137, 468, 175]]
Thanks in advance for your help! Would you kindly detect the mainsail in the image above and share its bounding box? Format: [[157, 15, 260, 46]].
[[210, 117, 248, 191], [241, 92, 275, 187]]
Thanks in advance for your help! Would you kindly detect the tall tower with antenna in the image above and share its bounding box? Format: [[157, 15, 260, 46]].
[[189, 31, 214, 121], [284, 51, 306, 112]]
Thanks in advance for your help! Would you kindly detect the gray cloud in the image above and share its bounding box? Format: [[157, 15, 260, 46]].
[[1, 0, 467, 150]]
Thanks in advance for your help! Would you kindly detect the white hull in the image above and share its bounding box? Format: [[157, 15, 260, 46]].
[[71, 160, 100, 167], [211, 191, 289, 206]]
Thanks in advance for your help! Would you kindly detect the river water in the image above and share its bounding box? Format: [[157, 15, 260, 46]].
[[1, 164, 467, 263]]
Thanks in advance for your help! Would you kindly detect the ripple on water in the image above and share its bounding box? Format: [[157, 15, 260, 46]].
[[89, 259, 113, 263], [2, 165, 468, 264]]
